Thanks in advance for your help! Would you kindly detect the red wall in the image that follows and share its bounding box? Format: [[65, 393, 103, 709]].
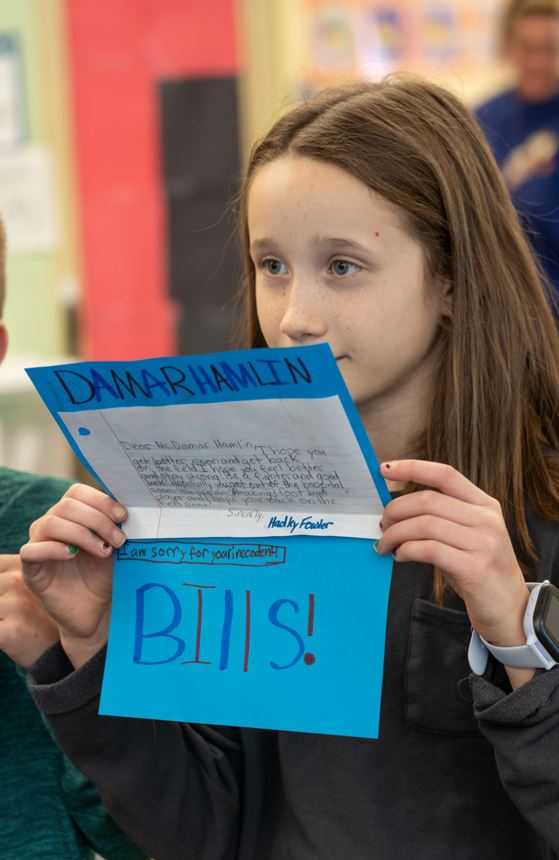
[[65, 0, 239, 359]]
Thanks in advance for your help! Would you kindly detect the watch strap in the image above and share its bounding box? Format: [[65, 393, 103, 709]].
[[468, 582, 558, 674]]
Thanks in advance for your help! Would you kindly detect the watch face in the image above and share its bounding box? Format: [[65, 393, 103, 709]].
[[534, 585, 559, 661]]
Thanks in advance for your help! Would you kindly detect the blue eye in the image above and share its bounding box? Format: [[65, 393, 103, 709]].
[[329, 259, 362, 277], [261, 257, 288, 276]]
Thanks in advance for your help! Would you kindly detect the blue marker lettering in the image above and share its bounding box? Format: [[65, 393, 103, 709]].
[[140, 368, 171, 397], [269, 599, 305, 670], [133, 583, 185, 665], [285, 356, 312, 384], [159, 365, 195, 397], [110, 370, 145, 400], [219, 589, 234, 671], [188, 364, 219, 395], [90, 369, 121, 401], [218, 360, 258, 390], [54, 369, 96, 405], [255, 359, 289, 385], [210, 364, 238, 392]]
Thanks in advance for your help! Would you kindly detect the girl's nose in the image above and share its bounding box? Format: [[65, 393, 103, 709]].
[[279, 285, 328, 343]]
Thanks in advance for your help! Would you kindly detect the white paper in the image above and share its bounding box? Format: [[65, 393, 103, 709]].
[[61, 397, 384, 539]]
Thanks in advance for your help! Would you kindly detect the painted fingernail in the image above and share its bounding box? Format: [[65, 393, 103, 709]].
[[67, 544, 79, 556]]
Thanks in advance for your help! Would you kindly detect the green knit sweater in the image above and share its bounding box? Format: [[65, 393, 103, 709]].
[[0, 467, 145, 860]]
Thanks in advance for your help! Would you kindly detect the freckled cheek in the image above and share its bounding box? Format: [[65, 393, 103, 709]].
[[256, 295, 285, 345], [340, 306, 392, 355]]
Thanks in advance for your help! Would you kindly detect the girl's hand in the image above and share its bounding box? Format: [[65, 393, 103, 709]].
[[20, 484, 127, 669], [0, 554, 59, 668], [377, 460, 533, 687]]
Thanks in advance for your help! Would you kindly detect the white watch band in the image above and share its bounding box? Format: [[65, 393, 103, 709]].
[[468, 581, 558, 675]]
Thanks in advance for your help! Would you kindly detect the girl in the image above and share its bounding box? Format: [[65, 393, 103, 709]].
[[20, 78, 559, 859]]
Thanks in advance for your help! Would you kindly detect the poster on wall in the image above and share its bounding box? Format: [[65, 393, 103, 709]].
[[458, 0, 500, 68], [0, 33, 57, 255], [0, 33, 26, 148], [356, 5, 407, 78], [0, 143, 59, 254], [302, 0, 504, 95], [420, 2, 459, 65], [310, 4, 356, 73]]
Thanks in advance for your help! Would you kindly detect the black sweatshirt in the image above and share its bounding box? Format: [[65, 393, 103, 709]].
[[29, 506, 559, 860]]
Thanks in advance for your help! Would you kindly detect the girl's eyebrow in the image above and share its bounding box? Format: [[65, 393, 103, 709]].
[[249, 238, 281, 254], [312, 236, 375, 253], [250, 236, 374, 252]]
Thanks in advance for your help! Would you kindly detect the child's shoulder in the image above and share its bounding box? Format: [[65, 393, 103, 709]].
[[475, 88, 517, 124], [0, 467, 71, 553], [0, 466, 70, 505]]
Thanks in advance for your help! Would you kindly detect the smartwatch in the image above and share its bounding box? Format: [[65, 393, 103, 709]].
[[468, 580, 559, 675]]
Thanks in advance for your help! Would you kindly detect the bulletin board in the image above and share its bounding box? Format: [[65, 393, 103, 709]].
[[300, 0, 505, 103]]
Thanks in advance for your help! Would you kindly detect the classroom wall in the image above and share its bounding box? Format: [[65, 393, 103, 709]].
[[65, 0, 240, 360], [239, 0, 512, 155], [70, 0, 510, 362], [238, 0, 305, 154], [1, 0, 78, 358], [1, 0, 511, 362]]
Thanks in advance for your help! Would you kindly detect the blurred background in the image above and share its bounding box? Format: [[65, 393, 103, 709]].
[[0, 0, 513, 477]]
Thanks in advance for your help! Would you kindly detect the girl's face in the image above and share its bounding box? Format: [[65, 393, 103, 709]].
[[249, 156, 446, 423]]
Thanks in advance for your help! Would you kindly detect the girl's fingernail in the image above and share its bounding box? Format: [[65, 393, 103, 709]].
[[114, 530, 126, 547], [67, 544, 79, 556], [113, 506, 126, 520]]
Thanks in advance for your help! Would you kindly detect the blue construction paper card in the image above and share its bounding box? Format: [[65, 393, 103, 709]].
[[101, 536, 392, 738], [27, 344, 393, 737]]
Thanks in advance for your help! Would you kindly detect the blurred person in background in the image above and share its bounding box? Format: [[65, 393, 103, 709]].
[[477, 0, 559, 311], [0, 221, 145, 860]]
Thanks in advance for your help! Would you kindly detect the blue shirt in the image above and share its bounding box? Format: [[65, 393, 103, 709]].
[[476, 88, 559, 308]]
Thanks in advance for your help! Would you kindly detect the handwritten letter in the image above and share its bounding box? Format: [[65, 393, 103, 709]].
[[27, 345, 393, 737]]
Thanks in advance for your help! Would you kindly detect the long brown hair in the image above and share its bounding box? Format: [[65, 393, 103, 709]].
[[237, 77, 559, 596]]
